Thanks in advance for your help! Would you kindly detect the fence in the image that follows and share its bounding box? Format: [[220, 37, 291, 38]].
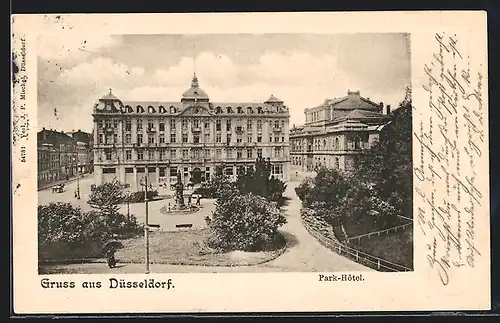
[[348, 222, 413, 245], [301, 215, 413, 272]]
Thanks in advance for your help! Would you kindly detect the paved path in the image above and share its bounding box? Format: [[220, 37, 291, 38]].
[[40, 174, 373, 274]]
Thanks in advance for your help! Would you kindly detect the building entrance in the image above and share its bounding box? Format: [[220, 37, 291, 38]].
[[191, 167, 203, 184]]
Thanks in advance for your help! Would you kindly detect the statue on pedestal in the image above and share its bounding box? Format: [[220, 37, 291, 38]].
[[174, 171, 185, 209]]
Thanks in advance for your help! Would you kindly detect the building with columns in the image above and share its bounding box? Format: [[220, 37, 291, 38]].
[[92, 74, 291, 191], [290, 90, 391, 173]]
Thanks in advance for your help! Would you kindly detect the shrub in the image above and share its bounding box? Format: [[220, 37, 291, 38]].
[[38, 203, 111, 260], [207, 193, 287, 252], [127, 190, 159, 203], [195, 175, 235, 199]]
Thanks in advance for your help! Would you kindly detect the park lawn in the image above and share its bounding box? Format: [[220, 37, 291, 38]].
[[354, 229, 413, 269], [115, 229, 286, 266]]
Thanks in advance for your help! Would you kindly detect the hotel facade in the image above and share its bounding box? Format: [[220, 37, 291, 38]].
[[290, 90, 391, 173], [92, 74, 291, 191]]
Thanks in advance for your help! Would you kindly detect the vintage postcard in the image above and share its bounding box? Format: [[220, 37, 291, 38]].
[[11, 11, 490, 313]]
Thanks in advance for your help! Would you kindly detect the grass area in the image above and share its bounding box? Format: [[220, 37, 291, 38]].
[[354, 229, 413, 269], [343, 216, 408, 238], [115, 229, 286, 266]]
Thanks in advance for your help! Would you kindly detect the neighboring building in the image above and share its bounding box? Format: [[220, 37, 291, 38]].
[[92, 74, 291, 191], [38, 128, 78, 180], [68, 130, 93, 174], [290, 90, 391, 173], [37, 143, 60, 187]]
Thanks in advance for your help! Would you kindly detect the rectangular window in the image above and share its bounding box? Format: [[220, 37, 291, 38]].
[[105, 150, 112, 160], [257, 120, 262, 130], [274, 136, 279, 143], [148, 135, 154, 144], [182, 134, 188, 143], [216, 149, 222, 158], [137, 134, 143, 144], [125, 133, 132, 144], [148, 120, 154, 130], [281, 120, 285, 128], [181, 119, 188, 129], [225, 167, 233, 175], [204, 122, 210, 129], [148, 150, 155, 160], [137, 151, 143, 160], [193, 119, 199, 128], [170, 166, 178, 176], [193, 135, 200, 143], [216, 134, 221, 143], [193, 149, 200, 159], [247, 120, 252, 130], [126, 150, 132, 160], [204, 133, 210, 143], [226, 134, 231, 143], [257, 136, 262, 143], [247, 149, 253, 159], [170, 133, 176, 143], [125, 119, 132, 131], [113, 120, 118, 128], [159, 149, 165, 160], [226, 120, 231, 131], [137, 167, 145, 173], [269, 135, 272, 143], [237, 136, 242, 143], [170, 119, 176, 130], [148, 167, 156, 173], [159, 122, 165, 131], [125, 167, 133, 173], [159, 134, 165, 143], [159, 167, 166, 177], [237, 149, 243, 159], [182, 149, 188, 159], [274, 120, 279, 128], [257, 149, 263, 158], [205, 149, 210, 157], [247, 135, 252, 143], [170, 149, 176, 159], [226, 149, 232, 159], [137, 119, 142, 130], [216, 120, 221, 131], [105, 134, 111, 144], [281, 136, 285, 142], [99, 134, 104, 144], [102, 167, 116, 174]]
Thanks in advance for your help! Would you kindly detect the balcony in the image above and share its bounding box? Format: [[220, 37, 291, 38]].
[[235, 127, 244, 133], [191, 127, 201, 132], [272, 127, 282, 132], [103, 127, 115, 133], [147, 127, 157, 133]]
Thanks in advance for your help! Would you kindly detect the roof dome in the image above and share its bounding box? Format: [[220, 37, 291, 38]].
[[182, 74, 209, 101], [100, 89, 120, 101], [265, 94, 283, 103]]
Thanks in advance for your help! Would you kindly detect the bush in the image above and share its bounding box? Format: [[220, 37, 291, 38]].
[[195, 175, 235, 199], [207, 193, 287, 252], [38, 202, 142, 261], [127, 190, 159, 203]]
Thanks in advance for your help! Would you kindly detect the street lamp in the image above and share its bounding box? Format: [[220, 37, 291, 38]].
[[73, 155, 80, 200], [139, 176, 150, 274]]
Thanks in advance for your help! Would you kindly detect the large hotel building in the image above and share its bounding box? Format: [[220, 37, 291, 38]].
[[92, 74, 291, 190], [290, 90, 391, 173]]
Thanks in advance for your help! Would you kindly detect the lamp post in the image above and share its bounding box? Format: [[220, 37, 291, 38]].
[[140, 176, 150, 274], [73, 154, 80, 200]]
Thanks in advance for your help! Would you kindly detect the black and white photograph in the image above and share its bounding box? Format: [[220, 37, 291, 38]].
[[36, 32, 414, 274]]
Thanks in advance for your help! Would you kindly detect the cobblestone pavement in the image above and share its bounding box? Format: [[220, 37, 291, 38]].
[[39, 173, 373, 273]]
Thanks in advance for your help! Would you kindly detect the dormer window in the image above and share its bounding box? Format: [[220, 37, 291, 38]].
[[257, 107, 263, 114], [247, 107, 253, 114], [169, 106, 176, 114], [136, 105, 145, 113], [226, 107, 232, 114], [216, 107, 223, 114], [237, 107, 243, 114]]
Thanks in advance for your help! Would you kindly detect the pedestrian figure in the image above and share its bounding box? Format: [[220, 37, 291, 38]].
[[107, 249, 116, 268], [196, 195, 201, 206], [187, 195, 192, 207], [168, 202, 171, 212], [74, 191, 77, 198]]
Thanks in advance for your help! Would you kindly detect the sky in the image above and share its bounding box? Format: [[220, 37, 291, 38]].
[[37, 33, 411, 132]]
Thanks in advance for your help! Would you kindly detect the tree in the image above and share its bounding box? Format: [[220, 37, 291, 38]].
[[355, 87, 413, 218], [207, 193, 287, 252], [38, 203, 111, 260], [88, 179, 125, 216]]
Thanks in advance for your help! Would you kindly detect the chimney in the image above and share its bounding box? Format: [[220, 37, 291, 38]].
[[386, 105, 391, 115]]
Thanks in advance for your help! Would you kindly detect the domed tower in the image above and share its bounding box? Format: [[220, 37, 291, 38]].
[[181, 74, 210, 105], [93, 89, 123, 113]]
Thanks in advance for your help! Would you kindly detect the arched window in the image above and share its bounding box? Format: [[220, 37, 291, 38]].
[[169, 106, 177, 114], [247, 107, 253, 114], [216, 106, 223, 114], [136, 105, 145, 113], [354, 136, 361, 150], [323, 139, 327, 150]]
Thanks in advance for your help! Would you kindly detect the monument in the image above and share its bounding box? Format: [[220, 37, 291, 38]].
[[173, 171, 186, 210]]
